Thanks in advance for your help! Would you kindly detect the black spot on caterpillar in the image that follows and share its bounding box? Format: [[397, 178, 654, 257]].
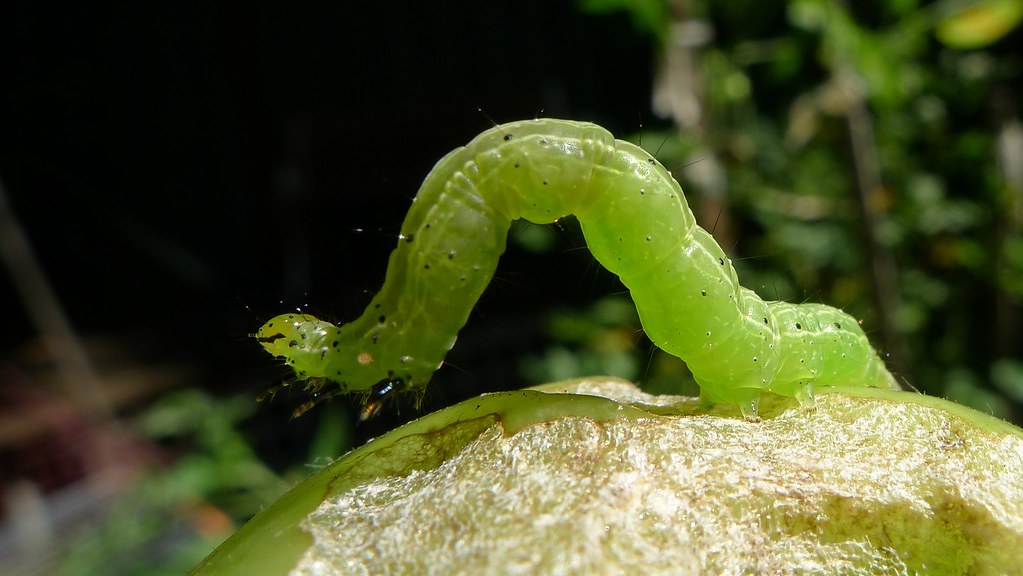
[[255, 119, 899, 418]]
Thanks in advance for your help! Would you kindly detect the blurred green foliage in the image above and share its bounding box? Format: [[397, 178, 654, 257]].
[[54, 390, 346, 576], [542, 0, 1023, 423]]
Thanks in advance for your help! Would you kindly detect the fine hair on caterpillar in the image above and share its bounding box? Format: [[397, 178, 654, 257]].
[[255, 118, 900, 418]]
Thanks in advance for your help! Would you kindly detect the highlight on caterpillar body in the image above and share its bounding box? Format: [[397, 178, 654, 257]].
[[255, 118, 900, 418]]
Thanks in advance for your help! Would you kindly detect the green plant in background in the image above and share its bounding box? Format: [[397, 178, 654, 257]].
[[54, 390, 326, 576], [519, 297, 646, 383], [567, 0, 1023, 423]]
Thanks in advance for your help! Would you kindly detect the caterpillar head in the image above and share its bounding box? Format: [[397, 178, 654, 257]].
[[255, 313, 332, 358], [255, 312, 431, 396]]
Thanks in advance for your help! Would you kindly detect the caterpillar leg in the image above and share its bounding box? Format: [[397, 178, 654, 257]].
[[257, 379, 332, 417], [699, 389, 762, 421], [358, 379, 403, 421], [738, 396, 761, 421], [257, 381, 294, 404], [794, 382, 816, 408], [291, 384, 344, 419]]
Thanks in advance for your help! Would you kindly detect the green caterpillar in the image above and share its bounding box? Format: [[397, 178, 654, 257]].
[[256, 119, 899, 418]]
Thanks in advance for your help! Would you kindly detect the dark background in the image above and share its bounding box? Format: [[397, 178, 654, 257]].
[[2, 1, 659, 422], [0, 6, 693, 521]]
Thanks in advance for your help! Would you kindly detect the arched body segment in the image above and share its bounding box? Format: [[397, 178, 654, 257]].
[[256, 119, 899, 417]]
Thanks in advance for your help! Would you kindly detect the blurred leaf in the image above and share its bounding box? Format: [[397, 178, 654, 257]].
[[992, 359, 1023, 401], [521, 297, 643, 384], [307, 403, 354, 462], [576, 0, 671, 44], [945, 368, 1010, 418], [510, 220, 560, 253], [936, 0, 1023, 49], [57, 390, 290, 576], [1000, 236, 1023, 296]]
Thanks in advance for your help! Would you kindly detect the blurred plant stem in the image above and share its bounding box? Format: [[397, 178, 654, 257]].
[[838, 68, 909, 377], [0, 176, 121, 472], [994, 98, 1023, 357]]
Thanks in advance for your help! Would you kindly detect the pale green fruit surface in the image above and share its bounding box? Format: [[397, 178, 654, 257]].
[[193, 379, 1023, 575]]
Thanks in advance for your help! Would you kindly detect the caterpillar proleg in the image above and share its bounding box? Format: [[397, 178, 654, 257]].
[[256, 119, 899, 417]]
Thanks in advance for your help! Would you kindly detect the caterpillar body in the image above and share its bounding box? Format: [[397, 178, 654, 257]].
[[256, 119, 899, 418]]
